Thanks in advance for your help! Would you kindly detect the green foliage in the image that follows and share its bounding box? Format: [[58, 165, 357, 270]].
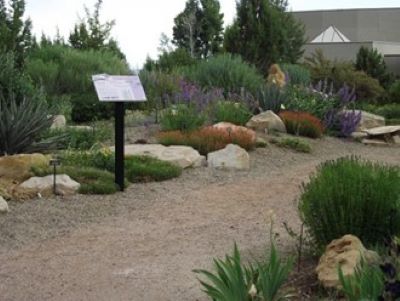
[[0, 0, 33, 69], [224, 0, 305, 75], [143, 48, 197, 73], [124, 156, 182, 183], [281, 64, 311, 87], [68, 0, 125, 59], [257, 84, 288, 113], [0, 92, 57, 155], [213, 101, 252, 126], [194, 243, 293, 301], [42, 125, 111, 150], [305, 49, 385, 101], [172, 0, 224, 59], [269, 137, 311, 153], [389, 80, 400, 104], [361, 103, 400, 121], [299, 157, 400, 249], [355, 46, 392, 88], [27, 45, 130, 122], [183, 54, 264, 95], [279, 111, 324, 138], [160, 104, 206, 132], [338, 262, 384, 301]]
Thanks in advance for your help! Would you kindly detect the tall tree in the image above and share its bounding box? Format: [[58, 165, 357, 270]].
[[0, 0, 33, 69], [69, 0, 125, 59], [172, 0, 223, 59], [224, 0, 305, 75]]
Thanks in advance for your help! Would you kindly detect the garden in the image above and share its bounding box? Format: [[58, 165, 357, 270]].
[[0, 0, 400, 300]]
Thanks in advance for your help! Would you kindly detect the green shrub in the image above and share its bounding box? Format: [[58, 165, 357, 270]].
[[194, 244, 293, 301], [213, 101, 252, 126], [299, 157, 400, 249], [281, 64, 311, 87], [42, 125, 111, 150], [124, 156, 182, 183], [257, 84, 288, 113], [182, 54, 264, 95], [361, 103, 400, 120], [160, 104, 206, 132], [269, 137, 311, 153], [389, 80, 400, 104]]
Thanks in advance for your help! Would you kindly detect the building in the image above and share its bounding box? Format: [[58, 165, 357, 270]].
[[293, 7, 400, 75]]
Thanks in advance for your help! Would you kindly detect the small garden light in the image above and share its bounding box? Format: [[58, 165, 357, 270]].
[[49, 157, 61, 195]]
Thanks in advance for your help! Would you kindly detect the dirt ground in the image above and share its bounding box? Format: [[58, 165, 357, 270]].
[[0, 137, 399, 301]]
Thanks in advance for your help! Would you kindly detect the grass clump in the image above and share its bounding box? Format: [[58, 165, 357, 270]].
[[299, 156, 400, 250], [270, 137, 311, 153], [213, 101, 252, 126], [125, 156, 182, 183]]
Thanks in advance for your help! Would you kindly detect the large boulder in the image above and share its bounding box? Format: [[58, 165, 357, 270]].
[[213, 122, 256, 143], [345, 110, 385, 131], [0, 196, 9, 213], [50, 115, 67, 129], [246, 110, 286, 133], [316, 235, 380, 289], [19, 174, 80, 197], [207, 144, 250, 170], [111, 144, 204, 169], [0, 154, 49, 182]]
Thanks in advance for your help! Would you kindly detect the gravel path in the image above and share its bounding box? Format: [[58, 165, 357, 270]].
[[0, 137, 399, 301]]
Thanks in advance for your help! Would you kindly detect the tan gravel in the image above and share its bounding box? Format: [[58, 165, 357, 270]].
[[0, 136, 399, 301]]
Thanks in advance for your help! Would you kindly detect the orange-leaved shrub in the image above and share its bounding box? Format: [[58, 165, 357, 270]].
[[279, 111, 324, 138], [157, 126, 255, 155]]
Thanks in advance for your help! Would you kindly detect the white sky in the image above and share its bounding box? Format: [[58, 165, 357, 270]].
[[25, 0, 400, 68]]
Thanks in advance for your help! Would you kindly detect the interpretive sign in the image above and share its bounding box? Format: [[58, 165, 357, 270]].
[[92, 74, 147, 102], [92, 74, 147, 191]]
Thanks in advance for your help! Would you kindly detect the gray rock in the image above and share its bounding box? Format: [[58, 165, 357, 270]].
[[363, 125, 400, 136], [19, 175, 80, 196], [207, 144, 250, 170], [0, 196, 9, 213], [344, 110, 385, 131], [246, 110, 286, 133]]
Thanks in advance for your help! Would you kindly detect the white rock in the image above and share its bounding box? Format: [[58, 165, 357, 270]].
[[363, 125, 400, 136], [246, 110, 286, 133], [207, 144, 250, 170], [19, 174, 80, 196], [0, 196, 9, 213], [111, 144, 203, 169], [362, 139, 390, 146], [50, 115, 67, 129], [344, 110, 385, 131], [68, 125, 94, 131]]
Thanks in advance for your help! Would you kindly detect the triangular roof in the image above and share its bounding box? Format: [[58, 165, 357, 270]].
[[311, 26, 351, 43]]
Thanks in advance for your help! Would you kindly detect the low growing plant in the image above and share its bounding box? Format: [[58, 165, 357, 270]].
[[279, 111, 324, 138], [299, 157, 400, 250], [158, 127, 255, 155], [269, 137, 311, 153], [213, 101, 252, 126], [160, 104, 206, 132]]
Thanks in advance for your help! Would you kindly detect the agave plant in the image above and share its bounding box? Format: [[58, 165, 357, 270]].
[[0, 92, 58, 155]]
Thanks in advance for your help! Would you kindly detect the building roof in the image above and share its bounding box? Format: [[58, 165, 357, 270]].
[[311, 26, 351, 43]]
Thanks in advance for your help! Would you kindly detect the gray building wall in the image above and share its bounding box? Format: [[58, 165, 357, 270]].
[[302, 42, 373, 62], [293, 8, 400, 43]]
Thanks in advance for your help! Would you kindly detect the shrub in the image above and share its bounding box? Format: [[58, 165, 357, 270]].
[[160, 104, 206, 132], [281, 64, 311, 87], [279, 111, 324, 138], [124, 156, 182, 183], [158, 127, 255, 155], [362, 103, 400, 120], [257, 84, 288, 113], [389, 80, 400, 104], [299, 157, 400, 249], [194, 243, 293, 301], [269, 137, 311, 153], [182, 54, 264, 95], [213, 101, 252, 126]]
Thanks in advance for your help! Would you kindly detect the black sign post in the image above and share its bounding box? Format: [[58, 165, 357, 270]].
[[115, 102, 125, 191]]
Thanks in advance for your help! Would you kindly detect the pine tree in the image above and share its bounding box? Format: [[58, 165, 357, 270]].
[[224, 0, 305, 75]]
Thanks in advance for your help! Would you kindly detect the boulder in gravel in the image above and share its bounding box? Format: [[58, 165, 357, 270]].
[[316, 235, 380, 289], [213, 122, 256, 142], [344, 110, 385, 131], [246, 110, 286, 133], [50, 115, 67, 129], [0, 154, 49, 182], [112, 144, 203, 169], [0, 196, 9, 213], [19, 174, 80, 196], [207, 144, 250, 170]]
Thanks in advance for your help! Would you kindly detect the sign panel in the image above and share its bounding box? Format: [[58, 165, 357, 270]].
[[92, 74, 147, 102]]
